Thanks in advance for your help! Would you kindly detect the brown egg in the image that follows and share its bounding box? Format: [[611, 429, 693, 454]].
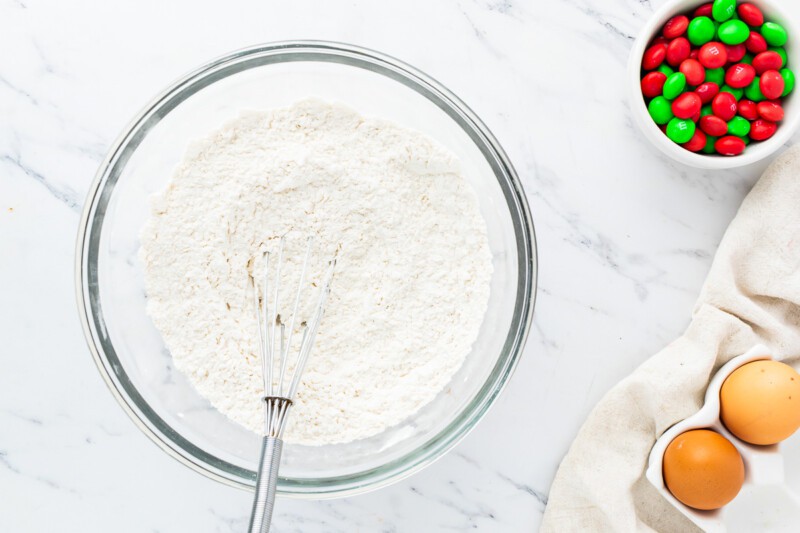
[[663, 429, 745, 510], [720, 360, 800, 445]]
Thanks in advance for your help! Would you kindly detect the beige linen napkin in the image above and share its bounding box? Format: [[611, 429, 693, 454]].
[[541, 145, 800, 532]]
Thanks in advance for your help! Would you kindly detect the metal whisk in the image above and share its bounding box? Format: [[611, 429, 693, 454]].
[[247, 236, 336, 533]]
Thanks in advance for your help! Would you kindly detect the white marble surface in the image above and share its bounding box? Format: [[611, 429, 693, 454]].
[[3, 0, 800, 531]]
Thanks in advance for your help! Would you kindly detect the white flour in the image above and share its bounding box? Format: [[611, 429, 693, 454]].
[[140, 100, 492, 445]]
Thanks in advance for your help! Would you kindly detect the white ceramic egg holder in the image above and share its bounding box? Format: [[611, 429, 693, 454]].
[[646, 344, 800, 532]]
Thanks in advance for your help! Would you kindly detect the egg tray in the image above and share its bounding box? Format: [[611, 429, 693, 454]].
[[646, 344, 800, 532]]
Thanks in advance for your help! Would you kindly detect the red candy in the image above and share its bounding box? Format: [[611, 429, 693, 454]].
[[641, 72, 667, 98], [672, 92, 702, 119], [715, 136, 746, 156], [643, 43, 668, 70], [725, 63, 756, 89], [750, 119, 777, 141], [683, 129, 707, 152], [745, 32, 768, 54], [712, 92, 738, 121], [667, 37, 691, 66], [680, 59, 705, 86], [698, 42, 728, 69], [694, 3, 713, 17], [664, 15, 690, 39], [737, 99, 759, 120], [757, 101, 784, 122], [699, 115, 728, 136], [639, 3, 790, 157], [737, 3, 764, 26], [752, 51, 783, 75], [760, 70, 785, 100], [696, 82, 720, 103], [725, 44, 747, 63]]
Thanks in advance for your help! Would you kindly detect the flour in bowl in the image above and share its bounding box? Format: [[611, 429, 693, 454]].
[[140, 100, 492, 445]]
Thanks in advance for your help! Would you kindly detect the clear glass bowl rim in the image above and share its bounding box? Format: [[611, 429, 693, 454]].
[[75, 40, 538, 498]]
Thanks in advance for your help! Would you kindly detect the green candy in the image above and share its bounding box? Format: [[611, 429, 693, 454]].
[[712, 0, 736, 22], [703, 135, 719, 153], [728, 116, 751, 137], [667, 118, 696, 144], [740, 135, 751, 146], [657, 64, 675, 77], [721, 84, 744, 100], [781, 68, 795, 96], [688, 16, 716, 45], [718, 20, 750, 45], [705, 68, 725, 85], [701, 104, 714, 117], [663, 72, 687, 100], [745, 77, 765, 101], [769, 47, 788, 68], [649, 96, 674, 124], [762, 22, 788, 47], [741, 53, 754, 65]]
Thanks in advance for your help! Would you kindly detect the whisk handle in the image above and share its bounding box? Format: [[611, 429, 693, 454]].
[[248, 436, 283, 533]]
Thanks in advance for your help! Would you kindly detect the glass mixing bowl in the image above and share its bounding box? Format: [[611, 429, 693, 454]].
[[76, 41, 537, 498]]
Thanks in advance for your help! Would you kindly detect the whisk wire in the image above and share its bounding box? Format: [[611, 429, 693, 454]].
[[252, 276, 265, 386], [278, 237, 313, 397], [287, 257, 336, 399], [262, 252, 271, 396], [269, 238, 284, 397]]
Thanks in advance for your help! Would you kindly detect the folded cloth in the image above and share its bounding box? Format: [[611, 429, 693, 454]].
[[541, 145, 800, 532]]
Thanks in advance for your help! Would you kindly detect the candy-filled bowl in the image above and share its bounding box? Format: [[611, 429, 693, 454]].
[[628, 0, 800, 169]]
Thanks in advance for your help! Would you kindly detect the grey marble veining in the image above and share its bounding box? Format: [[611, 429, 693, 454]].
[[3, 0, 800, 531]]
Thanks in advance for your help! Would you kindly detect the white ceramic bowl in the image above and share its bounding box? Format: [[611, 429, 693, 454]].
[[647, 345, 800, 532], [629, 0, 800, 169]]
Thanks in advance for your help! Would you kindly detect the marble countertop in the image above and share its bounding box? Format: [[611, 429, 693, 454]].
[[4, 0, 800, 531]]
